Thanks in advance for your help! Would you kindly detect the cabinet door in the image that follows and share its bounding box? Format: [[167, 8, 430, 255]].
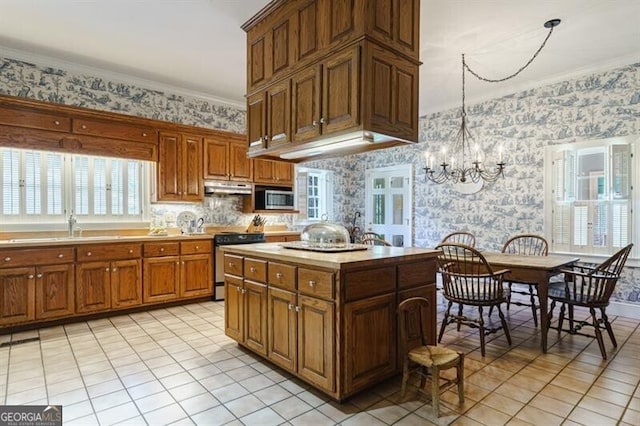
[[225, 275, 244, 341], [158, 132, 182, 201], [0, 267, 35, 325], [142, 257, 179, 303], [244, 280, 268, 356], [322, 0, 357, 48], [343, 292, 396, 394], [295, 0, 321, 62], [273, 161, 294, 185], [76, 262, 111, 313], [292, 65, 322, 142], [229, 140, 253, 181], [181, 134, 203, 201], [248, 30, 269, 90], [203, 137, 229, 179], [298, 295, 335, 392], [266, 80, 291, 148], [35, 264, 74, 320], [111, 259, 142, 309], [180, 254, 212, 298], [322, 46, 360, 135], [247, 92, 266, 150], [268, 287, 297, 371], [253, 159, 275, 184]]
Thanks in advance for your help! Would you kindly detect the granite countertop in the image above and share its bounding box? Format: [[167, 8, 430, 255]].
[[220, 242, 439, 270]]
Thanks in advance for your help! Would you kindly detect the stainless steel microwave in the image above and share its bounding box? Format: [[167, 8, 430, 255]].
[[255, 189, 295, 210]]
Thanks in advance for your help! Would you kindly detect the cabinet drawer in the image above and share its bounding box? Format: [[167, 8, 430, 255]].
[[77, 244, 141, 262], [344, 266, 396, 301], [0, 247, 74, 267], [398, 260, 436, 289], [224, 254, 243, 276], [245, 258, 267, 282], [0, 106, 71, 132], [72, 118, 156, 143], [181, 240, 212, 255], [298, 268, 334, 300], [143, 242, 179, 257], [268, 262, 296, 291]]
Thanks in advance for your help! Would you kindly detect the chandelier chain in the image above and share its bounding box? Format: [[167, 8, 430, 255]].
[[463, 25, 556, 83]]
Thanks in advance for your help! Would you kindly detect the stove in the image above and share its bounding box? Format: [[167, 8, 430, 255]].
[[213, 232, 266, 300]]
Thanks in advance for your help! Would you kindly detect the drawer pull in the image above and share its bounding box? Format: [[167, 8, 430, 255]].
[[36, 273, 43, 278], [176, 261, 180, 265], [195, 245, 199, 249], [250, 266, 256, 273], [54, 120, 60, 125], [87, 252, 92, 256], [28, 274, 34, 279], [276, 272, 283, 279], [81, 124, 87, 129], [4, 257, 10, 262], [308, 280, 316, 287], [58, 253, 64, 258], [112, 268, 118, 272], [228, 262, 235, 267], [105, 268, 110, 272], [142, 132, 147, 137], [160, 248, 165, 252], [128, 249, 133, 254]]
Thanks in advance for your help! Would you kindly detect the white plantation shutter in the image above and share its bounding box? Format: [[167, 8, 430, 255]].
[[111, 160, 123, 215], [94, 158, 107, 215], [47, 153, 63, 215], [552, 203, 571, 251], [611, 144, 631, 198], [74, 157, 89, 215], [573, 204, 588, 247], [592, 201, 608, 248], [24, 151, 41, 215], [2, 149, 20, 215], [296, 171, 308, 220], [612, 201, 630, 248], [127, 161, 140, 215]]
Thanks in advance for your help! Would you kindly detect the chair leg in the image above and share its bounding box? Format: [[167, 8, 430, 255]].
[[457, 353, 465, 404], [496, 304, 512, 346], [557, 302, 566, 336], [601, 307, 617, 348], [431, 366, 440, 417], [478, 306, 486, 357], [507, 282, 512, 310], [528, 284, 538, 327], [590, 307, 607, 360], [420, 366, 428, 389], [439, 301, 453, 343], [400, 357, 410, 397], [568, 304, 575, 332], [457, 303, 464, 331], [548, 300, 556, 329]]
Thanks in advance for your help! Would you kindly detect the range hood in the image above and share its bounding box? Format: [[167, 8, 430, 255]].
[[204, 180, 252, 195]]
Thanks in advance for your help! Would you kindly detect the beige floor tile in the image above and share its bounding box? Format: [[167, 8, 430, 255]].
[[586, 385, 632, 407], [515, 405, 563, 426], [92, 389, 132, 413], [621, 409, 640, 425], [210, 382, 249, 403], [289, 408, 339, 426], [493, 382, 536, 404], [253, 384, 293, 406], [481, 392, 524, 416], [135, 390, 176, 414], [178, 392, 220, 416], [271, 395, 313, 420], [450, 415, 485, 425], [341, 411, 388, 426], [578, 395, 626, 419], [94, 401, 141, 426], [142, 402, 188, 425], [190, 404, 236, 425], [465, 403, 511, 426], [568, 406, 619, 426], [528, 393, 573, 418]]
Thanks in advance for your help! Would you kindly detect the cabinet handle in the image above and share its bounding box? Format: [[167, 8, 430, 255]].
[[195, 246, 199, 249], [263, 135, 269, 141], [182, 261, 185, 265], [250, 266, 256, 273], [105, 268, 110, 272], [312, 120, 318, 126], [81, 124, 87, 129], [319, 117, 325, 124], [142, 132, 147, 137], [308, 280, 316, 287], [4, 257, 10, 262], [28, 274, 34, 279], [87, 252, 92, 256], [295, 306, 301, 312], [36, 273, 43, 278], [112, 268, 118, 272], [236, 286, 241, 292], [241, 288, 247, 294], [160, 248, 165, 252], [128, 249, 133, 254], [288, 303, 293, 310], [54, 120, 60, 126], [276, 272, 283, 279], [228, 262, 235, 267], [57, 253, 64, 258], [176, 261, 180, 265]]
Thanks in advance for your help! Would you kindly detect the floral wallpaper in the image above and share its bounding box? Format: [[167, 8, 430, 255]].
[[308, 62, 640, 306], [0, 54, 638, 306]]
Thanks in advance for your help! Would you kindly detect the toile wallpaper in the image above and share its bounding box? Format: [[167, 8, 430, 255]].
[[0, 54, 638, 305]]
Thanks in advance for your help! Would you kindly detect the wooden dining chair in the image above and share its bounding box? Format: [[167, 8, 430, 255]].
[[360, 237, 392, 246], [547, 243, 633, 359], [501, 234, 549, 327], [436, 243, 512, 356], [398, 297, 464, 417], [441, 231, 476, 248]]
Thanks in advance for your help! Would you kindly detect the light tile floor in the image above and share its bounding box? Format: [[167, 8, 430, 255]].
[[0, 295, 639, 425]]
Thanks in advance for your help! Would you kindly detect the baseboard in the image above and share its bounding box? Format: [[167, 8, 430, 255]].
[[608, 301, 640, 320]]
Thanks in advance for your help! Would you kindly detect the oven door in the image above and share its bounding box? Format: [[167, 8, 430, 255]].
[[214, 244, 226, 301]]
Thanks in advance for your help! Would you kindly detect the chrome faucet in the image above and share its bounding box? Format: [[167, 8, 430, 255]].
[[68, 213, 77, 238]]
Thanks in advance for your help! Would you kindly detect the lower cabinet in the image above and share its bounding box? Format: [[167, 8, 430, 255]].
[[35, 264, 75, 320], [244, 280, 268, 355], [76, 259, 142, 313], [0, 267, 36, 325]]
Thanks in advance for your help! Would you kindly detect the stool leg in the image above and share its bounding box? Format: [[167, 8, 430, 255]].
[[400, 357, 410, 397], [431, 366, 440, 417]]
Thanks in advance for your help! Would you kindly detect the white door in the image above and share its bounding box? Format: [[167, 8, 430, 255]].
[[365, 165, 412, 247]]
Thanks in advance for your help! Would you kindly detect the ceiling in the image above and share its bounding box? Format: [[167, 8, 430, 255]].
[[1, 0, 639, 116]]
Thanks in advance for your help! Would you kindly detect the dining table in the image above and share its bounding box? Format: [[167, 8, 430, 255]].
[[481, 252, 580, 353]]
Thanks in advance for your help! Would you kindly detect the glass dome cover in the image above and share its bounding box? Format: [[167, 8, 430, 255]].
[[300, 219, 350, 248]]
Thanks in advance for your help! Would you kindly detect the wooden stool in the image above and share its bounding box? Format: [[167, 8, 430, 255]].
[[399, 297, 465, 417]]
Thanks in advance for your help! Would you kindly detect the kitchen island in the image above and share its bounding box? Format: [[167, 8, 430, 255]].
[[221, 242, 439, 401]]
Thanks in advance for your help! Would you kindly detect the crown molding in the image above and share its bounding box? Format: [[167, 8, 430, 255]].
[[0, 46, 246, 111]]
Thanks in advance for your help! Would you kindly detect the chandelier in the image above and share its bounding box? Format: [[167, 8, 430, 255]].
[[424, 19, 561, 187]]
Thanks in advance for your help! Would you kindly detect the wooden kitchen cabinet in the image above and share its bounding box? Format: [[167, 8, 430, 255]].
[[204, 133, 253, 182], [247, 80, 291, 151], [35, 263, 75, 320], [158, 131, 203, 202], [0, 267, 35, 325], [268, 286, 297, 371], [224, 274, 244, 341], [179, 240, 212, 298], [253, 159, 294, 185], [244, 280, 269, 355], [110, 259, 142, 309], [75, 261, 112, 313], [143, 256, 180, 303], [264, 234, 300, 243]]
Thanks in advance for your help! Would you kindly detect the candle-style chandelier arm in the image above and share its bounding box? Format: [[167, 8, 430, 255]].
[[424, 19, 561, 188]]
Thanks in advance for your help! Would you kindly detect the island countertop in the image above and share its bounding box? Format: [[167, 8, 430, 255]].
[[220, 242, 439, 270]]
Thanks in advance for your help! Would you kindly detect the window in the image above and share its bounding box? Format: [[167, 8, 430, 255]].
[[295, 167, 334, 221], [0, 147, 150, 225], [546, 137, 634, 257]]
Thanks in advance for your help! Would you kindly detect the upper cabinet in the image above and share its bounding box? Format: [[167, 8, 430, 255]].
[[253, 159, 294, 186], [242, 0, 420, 162], [158, 132, 203, 202], [204, 133, 253, 182]]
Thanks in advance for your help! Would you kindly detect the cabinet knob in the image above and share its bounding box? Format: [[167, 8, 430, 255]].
[[228, 262, 235, 267], [308, 280, 316, 287], [288, 303, 293, 310], [236, 286, 241, 292], [182, 261, 185, 265], [28, 274, 34, 279], [312, 120, 318, 126], [160, 248, 165, 252], [36, 273, 43, 278], [142, 132, 147, 137], [276, 272, 283, 279], [58, 253, 64, 258], [195, 246, 199, 249], [81, 124, 87, 129], [105, 268, 110, 272], [264, 135, 269, 141], [176, 261, 180, 265], [250, 266, 256, 273], [295, 305, 301, 312], [4, 257, 10, 262], [241, 288, 247, 294], [112, 268, 117, 272], [54, 120, 60, 126], [87, 252, 92, 256], [319, 117, 325, 124]]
